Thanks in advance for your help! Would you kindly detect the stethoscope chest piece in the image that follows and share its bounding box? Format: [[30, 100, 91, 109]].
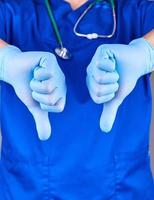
[[55, 47, 72, 60]]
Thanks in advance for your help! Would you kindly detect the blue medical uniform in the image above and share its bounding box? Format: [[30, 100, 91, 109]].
[[0, 0, 154, 199]]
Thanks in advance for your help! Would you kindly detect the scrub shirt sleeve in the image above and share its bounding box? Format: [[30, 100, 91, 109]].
[[0, 1, 6, 128], [0, 1, 6, 40], [141, 0, 154, 35]]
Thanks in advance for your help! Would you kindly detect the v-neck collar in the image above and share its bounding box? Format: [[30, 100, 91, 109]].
[[63, 0, 92, 11], [50, 0, 94, 13]]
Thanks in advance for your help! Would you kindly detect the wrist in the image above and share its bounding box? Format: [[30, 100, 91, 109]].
[[143, 38, 154, 72], [143, 30, 154, 72], [130, 37, 154, 74], [0, 39, 9, 48], [0, 45, 21, 83], [144, 29, 154, 48]]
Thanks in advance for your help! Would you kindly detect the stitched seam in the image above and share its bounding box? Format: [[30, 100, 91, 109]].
[[110, 158, 118, 200], [113, 155, 121, 200], [42, 157, 50, 200], [0, 162, 14, 200]]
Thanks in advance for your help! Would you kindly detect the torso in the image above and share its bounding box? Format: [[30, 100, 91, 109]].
[[0, 0, 154, 199]]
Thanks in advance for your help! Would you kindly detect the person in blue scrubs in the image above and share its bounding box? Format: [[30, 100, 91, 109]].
[[0, 0, 154, 199]]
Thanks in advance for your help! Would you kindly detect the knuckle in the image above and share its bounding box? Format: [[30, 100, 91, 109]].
[[94, 86, 103, 97], [97, 44, 108, 53], [61, 74, 66, 82], [87, 65, 92, 74], [86, 69, 90, 77], [97, 44, 104, 52], [44, 84, 52, 93], [105, 94, 115, 103], [86, 76, 90, 88], [32, 91, 36, 99], [47, 52, 56, 61], [95, 75, 104, 84], [56, 104, 65, 112], [94, 60, 101, 68], [115, 72, 119, 81], [48, 96, 54, 106], [33, 69, 39, 78], [95, 91, 102, 97], [86, 66, 89, 74], [54, 98, 65, 112], [40, 104, 47, 111], [111, 93, 115, 99], [93, 96, 103, 104], [30, 80, 34, 90], [114, 83, 119, 90]]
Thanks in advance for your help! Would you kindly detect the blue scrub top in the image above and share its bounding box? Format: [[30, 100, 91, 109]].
[[0, 0, 154, 199]]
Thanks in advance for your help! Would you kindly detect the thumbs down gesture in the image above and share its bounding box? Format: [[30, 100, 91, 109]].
[[0, 45, 66, 140], [87, 38, 154, 132]]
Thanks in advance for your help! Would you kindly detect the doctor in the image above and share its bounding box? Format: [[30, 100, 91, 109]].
[[0, 0, 154, 199]]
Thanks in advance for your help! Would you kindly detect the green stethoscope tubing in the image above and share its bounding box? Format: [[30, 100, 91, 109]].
[[45, 0, 62, 47], [45, 0, 116, 59], [73, 0, 116, 39]]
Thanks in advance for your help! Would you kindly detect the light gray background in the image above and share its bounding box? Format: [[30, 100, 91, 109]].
[[0, 74, 154, 175]]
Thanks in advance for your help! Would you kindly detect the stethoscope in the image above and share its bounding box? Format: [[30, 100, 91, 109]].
[[45, 0, 116, 60]]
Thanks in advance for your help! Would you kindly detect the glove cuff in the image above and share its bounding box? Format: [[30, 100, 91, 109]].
[[143, 39, 154, 72], [0, 45, 21, 82], [130, 38, 154, 74]]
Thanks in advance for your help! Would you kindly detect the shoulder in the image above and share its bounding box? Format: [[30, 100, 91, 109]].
[[0, 0, 45, 42], [0, 0, 43, 6], [0, 0, 47, 30], [0, 0, 43, 16], [116, 0, 154, 34], [117, 0, 154, 9], [139, 0, 154, 33]]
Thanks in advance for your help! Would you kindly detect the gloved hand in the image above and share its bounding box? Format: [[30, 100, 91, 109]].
[[0, 45, 66, 140], [87, 38, 154, 132], [86, 49, 119, 105], [30, 58, 66, 113]]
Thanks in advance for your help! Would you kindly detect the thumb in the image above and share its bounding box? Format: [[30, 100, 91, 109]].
[[28, 107, 51, 140], [100, 97, 123, 133], [98, 47, 120, 132]]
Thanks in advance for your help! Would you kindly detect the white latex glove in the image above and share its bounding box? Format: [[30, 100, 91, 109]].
[[0, 45, 66, 140], [87, 38, 154, 132]]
